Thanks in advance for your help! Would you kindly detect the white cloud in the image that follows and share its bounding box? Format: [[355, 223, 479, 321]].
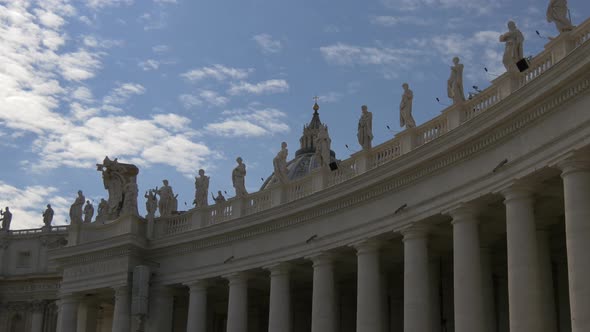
[[205, 107, 290, 137], [71, 86, 94, 103], [103, 83, 145, 105], [154, 0, 177, 3], [370, 15, 434, 26], [320, 43, 421, 67], [138, 59, 160, 71], [199, 90, 229, 107], [86, 0, 134, 9], [152, 44, 169, 53], [228, 79, 289, 95], [0, 182, 70, 229], [380, 0, 499, 13], [179, 94, 203, 109], [59, 50, 102, 81], [178, 90, 229, 109], [181, 64, 252, 82], [253, 33, 282, 54], [318, 92, 342, 103]]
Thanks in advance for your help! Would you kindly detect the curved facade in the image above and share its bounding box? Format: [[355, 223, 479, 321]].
[[2, 20, 590, 332]]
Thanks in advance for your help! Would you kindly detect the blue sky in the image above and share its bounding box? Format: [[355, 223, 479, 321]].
[[1, 0, 589, 229]]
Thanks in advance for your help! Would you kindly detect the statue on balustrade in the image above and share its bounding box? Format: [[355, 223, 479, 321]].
[[500, 21, 524, 73], [96, 156, 139, 221], [273, 142, 289, 184], [315, 125, 332, 167], [69, 191, 85, 224], [145, 189, 158, 217], [42, 204, 54, 228], [122, 182, 139, 215], [232, 157, 248, 197], [96, 198, 108, 223], [357, 105, 373, 150], [447, 57, 466, 104], [212, 191, 226, 204], [194, 169, 210, 207], [400, 83, 416, 129], [547, 0, 574, 33], [83, 200, 94, 223], [157, 180, 176, 217], [0, 207, 12, 231]]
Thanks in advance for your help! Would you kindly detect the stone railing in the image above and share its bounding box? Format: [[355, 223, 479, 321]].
[[139, 18, 590, 239], [6, 225, 69, 236]]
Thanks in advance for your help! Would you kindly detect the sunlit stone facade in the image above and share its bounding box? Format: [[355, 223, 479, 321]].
[[2, 18, 590, 332]]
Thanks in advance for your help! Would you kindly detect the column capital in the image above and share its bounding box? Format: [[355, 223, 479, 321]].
[[113, 285, 129, 297], [185, 280, 208, 291], [224, 271, 249, 285], [58, 293, 81, 304], [264, 262, 292, 276], [306, 252, 334, 268], [448, 203, 480, 225], [501, 183, 536, 203], [350, 238, 381, 255], [400, 224, 430, 241], [28, 300, 46, 313], [557, 154, 590, 176]]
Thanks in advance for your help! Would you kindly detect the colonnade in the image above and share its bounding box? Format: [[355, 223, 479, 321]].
[[54, 155, 590, 332]]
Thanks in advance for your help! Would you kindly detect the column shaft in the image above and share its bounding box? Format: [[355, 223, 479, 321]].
[[267, 264, 292, 332], [112, 286, 131, 332], [310, 253, 337, 332], [560, 160, 590, 332], [226, 273, 248, 332], [503, 186, 542, 332], [480, 248, 496, 332], [58, 295, 79, 332], [537, 229, 557, 332], [403, 228, 430, 332], [186, 281, 207, 332], [355, 241, 382, 332], [31, 307, 44, 332], [146, 286, 174, 332], [451, 208, 485, 332]]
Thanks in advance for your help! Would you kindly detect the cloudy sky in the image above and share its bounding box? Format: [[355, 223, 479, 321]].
[[1, 0, 589, 229]]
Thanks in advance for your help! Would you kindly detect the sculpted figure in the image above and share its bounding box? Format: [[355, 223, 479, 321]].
[[499, 21, 524, 73], [96, 199, 108, 220], [0, 207, 12, 231], [357, 105, 373, 150], [400, 83, 416, 129], [194, 169, 210, 207], [232, 157, 248, 197], [212, 191, 226, 204], [83, 200, 94, 223], [43, 204, 54, 227], [273, 142, 289, 184], [447, 57, 465, 104], [69, 191, 85, 224], [157, 180, 175, 217], [547, 0, 574, 33], [144, 190, 158, 217], [315, 125, 332, 167], [122, 182, 138, 215]]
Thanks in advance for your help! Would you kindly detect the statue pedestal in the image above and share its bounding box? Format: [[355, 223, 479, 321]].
[[352, 149, 371, 174], [396, 127, 418, 154]]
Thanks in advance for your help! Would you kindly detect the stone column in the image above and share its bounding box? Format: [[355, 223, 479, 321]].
[[112, 286, 130, 332], [559, 157, 590, 332], [226, 273, 248, 332], [146, 286, 174, 332], [309, 253, 337, 332], [450, 206, 485, 332], [186, 281, 208, 332], [57, 295, 79, 332], [480, 247, 496, 332], [402, 226, 431, 332], [267, 263, 292, 332], [537, 228, 557, 332], [503, 185, 542, 332], [354, 240, 382, 332], [30, 301, 45, 332]]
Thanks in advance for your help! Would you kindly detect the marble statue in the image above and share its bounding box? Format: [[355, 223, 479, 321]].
[[83, 200, 94, 223], [232, 157, 248, 197], [400, 83, 416, 129], [96, 156, 139, 220], [157, 180, 176, 217], [499, 21, 524, 73], [273, 142, 289, 183], [447, 57, 466, 104], [194, 169, 210, 207], [122, 182, 138, 215], [212, 191, 226, 204], [315, 125, 332, 167], [69, 191, 85, 224], [42, 204, 54, 227], [547, 0, 574, 33], [0, 207, 12, 231], [96, 198, 108, 222], [145, 190, 158, 217], [357, 105, 373, 150]]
